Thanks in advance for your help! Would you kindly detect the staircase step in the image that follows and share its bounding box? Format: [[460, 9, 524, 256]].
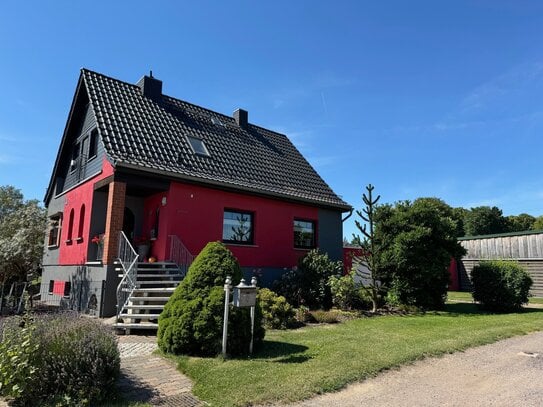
[[137, 280, 179, 286], [124, 304, 165, 310], [118, 274, 183, 278], [119, 313, 161, 319], [129, 296, 170, 302], [114, 322, 158, 330], [132, 287, 176, 294]]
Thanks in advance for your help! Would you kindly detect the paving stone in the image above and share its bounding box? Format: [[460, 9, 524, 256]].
[[117, 335, 204, 406]]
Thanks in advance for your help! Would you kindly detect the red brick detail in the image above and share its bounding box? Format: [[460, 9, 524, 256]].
[[103, 181, 126, 265]]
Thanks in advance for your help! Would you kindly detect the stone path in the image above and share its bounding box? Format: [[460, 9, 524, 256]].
[[117, 335, 205, 406]]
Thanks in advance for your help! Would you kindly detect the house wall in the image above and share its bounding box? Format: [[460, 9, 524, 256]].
[[61, 105, 104, 193], [58, 159, 114, 265], [139, 181, 344, 284], [42, 194, 66, 266], [318, 209, 343, 261]]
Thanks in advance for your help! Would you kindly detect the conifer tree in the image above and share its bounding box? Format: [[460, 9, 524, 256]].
[[352, 184, 381, 312]]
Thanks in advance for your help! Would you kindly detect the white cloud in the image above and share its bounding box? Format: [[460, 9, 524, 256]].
[[461, 61, 543, 112]]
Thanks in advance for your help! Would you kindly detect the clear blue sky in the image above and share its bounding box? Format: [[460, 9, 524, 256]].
[[1, 1, 542, 239]]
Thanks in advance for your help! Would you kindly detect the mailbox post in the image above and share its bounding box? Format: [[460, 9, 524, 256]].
[[222, 276, 258, 357], [222, 276, 232, 357]]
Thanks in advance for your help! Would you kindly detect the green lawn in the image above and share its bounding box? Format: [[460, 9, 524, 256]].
[[170, 304, 543, 406], [447, 291, 473, 302], [447, 291, 543, 305]]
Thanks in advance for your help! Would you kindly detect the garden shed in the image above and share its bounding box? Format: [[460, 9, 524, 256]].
[[456, 230, 543, 297]]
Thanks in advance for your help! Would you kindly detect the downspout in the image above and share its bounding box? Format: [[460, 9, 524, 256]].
[[342, 209, 353, 223]]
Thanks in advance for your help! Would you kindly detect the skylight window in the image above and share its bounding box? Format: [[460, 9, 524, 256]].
[[211, 117, 224, 127], [187, 136, 210, 156]]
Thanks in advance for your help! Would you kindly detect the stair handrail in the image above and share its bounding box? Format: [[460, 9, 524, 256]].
[[168, 235, 195, 278], [116, 231, 139, 320]]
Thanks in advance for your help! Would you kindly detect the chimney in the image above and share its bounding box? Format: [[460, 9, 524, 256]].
[[136, 71, 162, 101], [233, 109, 248, 128]]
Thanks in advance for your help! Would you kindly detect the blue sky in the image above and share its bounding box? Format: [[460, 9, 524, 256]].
[[1, 1, 542, 238]]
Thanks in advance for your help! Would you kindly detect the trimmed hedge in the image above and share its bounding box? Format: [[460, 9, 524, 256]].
[[158, 241, 265, 356], [0, 313, 120, 406], [471, 260, 532, 312]]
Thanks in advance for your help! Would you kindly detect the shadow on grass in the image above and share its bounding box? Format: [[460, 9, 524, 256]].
[[232, 340, 310, 363], [443, 302, 543, 316]]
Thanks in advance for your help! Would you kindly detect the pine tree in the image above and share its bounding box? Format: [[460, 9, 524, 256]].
[[352, 184, 381, 312]]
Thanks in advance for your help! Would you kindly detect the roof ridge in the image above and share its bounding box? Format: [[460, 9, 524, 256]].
[[82, 68, 290, 139], [81, 68, 141, 90]]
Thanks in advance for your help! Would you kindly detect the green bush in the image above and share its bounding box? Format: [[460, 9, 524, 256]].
[[257, 288, 295, 329], [158, 242, 265, 356], [471, 260, 533, 312], [0, 313, 119, 406], [294, 305, 314, 323], [309, 310, 340, 324], [273, 249, 343, 309]]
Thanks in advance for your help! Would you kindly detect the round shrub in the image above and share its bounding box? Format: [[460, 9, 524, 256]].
[[257, 288, 295, 329], [273, 249, 343, 309], [471, 260, 533, 312], [0, 312, 120, 406], [158, 241, 265, 356]]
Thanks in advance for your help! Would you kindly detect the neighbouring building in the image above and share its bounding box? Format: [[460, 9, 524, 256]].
[[453, 230, 543, 297], [41, 69, 351, 322]]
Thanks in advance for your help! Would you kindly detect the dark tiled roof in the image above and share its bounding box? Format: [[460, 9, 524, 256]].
[[82, 69, 350, 210]]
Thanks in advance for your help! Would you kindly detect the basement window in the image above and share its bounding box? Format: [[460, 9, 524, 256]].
[[186, 136, 210, 157]]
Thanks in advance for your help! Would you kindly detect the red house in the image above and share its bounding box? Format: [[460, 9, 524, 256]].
[[41, 69, 351, 327]]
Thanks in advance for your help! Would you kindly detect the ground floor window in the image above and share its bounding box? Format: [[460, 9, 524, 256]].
[[48, 214, 62, 247], [294, 219, 316, 249], [223, 209, 254, 244]]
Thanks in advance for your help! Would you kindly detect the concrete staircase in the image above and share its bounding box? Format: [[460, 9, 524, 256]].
[[114, 262, 184, 332]]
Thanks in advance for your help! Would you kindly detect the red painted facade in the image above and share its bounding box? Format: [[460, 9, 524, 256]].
[[142, 181, 319, 268], [448, 258, 459, 291], [343, 247, 363, 274], [58, 159, 114, 264]]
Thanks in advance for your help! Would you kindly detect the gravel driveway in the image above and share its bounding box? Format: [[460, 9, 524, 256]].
[[290, 330, 543, 407]]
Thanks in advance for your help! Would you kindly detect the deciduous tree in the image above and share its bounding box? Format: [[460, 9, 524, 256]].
[[375, 198, 466, 309], [0, 186, 46, 282]]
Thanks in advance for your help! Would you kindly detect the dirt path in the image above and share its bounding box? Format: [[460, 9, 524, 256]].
[[290, 331, 543, 407]]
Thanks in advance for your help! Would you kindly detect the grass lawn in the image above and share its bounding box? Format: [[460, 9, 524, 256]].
[[448, 291, 543, 305], [169, 304, 543, 406]]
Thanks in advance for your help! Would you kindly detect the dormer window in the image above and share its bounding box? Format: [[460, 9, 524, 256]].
[[187, 136, 210, 157]]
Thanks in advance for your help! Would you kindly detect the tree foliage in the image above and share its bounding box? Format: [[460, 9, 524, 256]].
[[375, 198, 466, 309], [506, 213, 536, 233], [463, 206, 507, 236], [158, 242, 264, 356], [0, 186, 46, 282], [534, 216, 543, 231]]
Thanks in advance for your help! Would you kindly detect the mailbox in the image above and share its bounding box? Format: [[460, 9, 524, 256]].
[[233, 279, 257, 307]]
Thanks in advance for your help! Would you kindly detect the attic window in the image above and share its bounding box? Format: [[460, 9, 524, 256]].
[[187, 136, 210, 157]]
